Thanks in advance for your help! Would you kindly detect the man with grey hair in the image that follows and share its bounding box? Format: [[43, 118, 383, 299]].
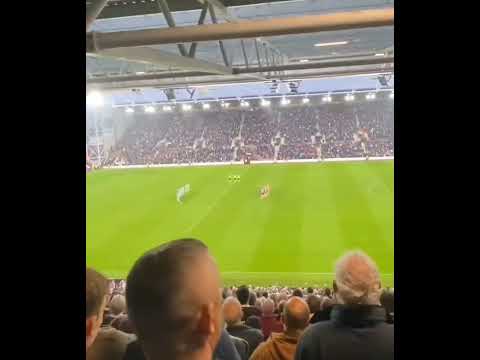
[[295, 251, 393, 360], [126, 238, 224, 360], [224, 296, 264, 356], [260, 298, 283, 340]]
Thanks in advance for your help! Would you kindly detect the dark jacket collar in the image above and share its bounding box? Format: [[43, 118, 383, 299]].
[[227, 323, 251, 331], [330, 305, 386, 327]]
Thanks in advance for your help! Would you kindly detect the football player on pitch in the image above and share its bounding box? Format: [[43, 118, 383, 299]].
[[260, 184, 271, 199]]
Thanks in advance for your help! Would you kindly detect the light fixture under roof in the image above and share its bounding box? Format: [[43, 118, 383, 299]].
[[163, 105, 172, 111], [221, 102, 230, 108], [345, 93, 355, 102], [144, 105, 155, 113], [389, 91, 394, 99], [182, 103, 192, 111], [322, 95, 332, 103], [135, 71, 146, 75], [261, 99, 271, 107], [86, 91, 104, 107], [302, 97, 310, 104], [240, 100, 250, 107], [366, 93, 376, 100], [374, 53, 385, 57], [314, 41, 348, 47], [125, 107, 134, 113], [299, 59, 310, 63], [280, 97, 290, 106], [202, 103, 210, 110]]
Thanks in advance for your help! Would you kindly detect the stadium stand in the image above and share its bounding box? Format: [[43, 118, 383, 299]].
[[104, 100, 393, 166]]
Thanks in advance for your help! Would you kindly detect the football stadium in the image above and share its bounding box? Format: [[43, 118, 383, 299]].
[[86, 1, 394, 359], [87, 160, 393, 286]]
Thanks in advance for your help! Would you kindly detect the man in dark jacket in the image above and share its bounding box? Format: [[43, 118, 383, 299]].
[[295, 251, 394, 360], [224, 296, 264, 357], [236, 285, 262, 321]]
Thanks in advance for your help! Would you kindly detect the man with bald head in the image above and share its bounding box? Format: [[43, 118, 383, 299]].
[[250, 296, 310, 360], [295, 251, 394, 360], [126, 238, 224, 360], [224, 296, 264, 356]]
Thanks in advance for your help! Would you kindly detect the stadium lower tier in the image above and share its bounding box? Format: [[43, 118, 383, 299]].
[[86, 161, 393, 286]]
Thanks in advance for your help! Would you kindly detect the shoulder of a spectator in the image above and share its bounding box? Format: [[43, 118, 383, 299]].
[[249, 340, 268, 360]]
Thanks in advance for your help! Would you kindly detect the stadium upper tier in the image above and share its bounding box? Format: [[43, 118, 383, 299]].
[[95, 99, 393, 166]]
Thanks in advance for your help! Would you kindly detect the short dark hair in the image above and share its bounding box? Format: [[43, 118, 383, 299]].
[[292, 288, 303, 298], [236, 285, 250, 305], [86, 267, 108, 318], [126, 239, 209, 356], [248, 291, 257, 306], [380, 289, 394, 314], [307, 287, 314, 294], [262, 291, 269, 298], [306, 294, 321, 313], [245, 315, 262, 330]]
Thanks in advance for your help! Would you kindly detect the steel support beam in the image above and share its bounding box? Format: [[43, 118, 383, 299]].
[[263, 43, 271, 76], [88, 66, 394, 90], [196, 0, 288, 63], [87, 56, 393, 85], [86, 0, 109, 31], [254, 40, 263, 71], [234, 56, 394, 74], [87, 8, 394, 50], [189, 3, 210, 58], [208, 4, 230, 67], [240, 40, 249, 68], [156, 0, 188, 57], [197, 0, 230, 19], [94, 47, 234, 75]]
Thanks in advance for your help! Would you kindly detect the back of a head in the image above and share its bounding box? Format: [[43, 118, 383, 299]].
[[380, 289, 394, 314], [306, 294, 321, 314], [334, 250, 382, 305], [277, 300, 286, 316], [223, 296, 243, 326], [86, 268, 108, 319], [292, 288, 303, 298], [126, 238, 222, 359], [109, 294, 126, 316], [248, 291, 257, 306], [236, 285, 250, 305], [86, 268, 108, 349], [245, 315, 262, 330], [321, 297, 334, 310], [283, 297, 310, 332], [262, 298, 275, 316]]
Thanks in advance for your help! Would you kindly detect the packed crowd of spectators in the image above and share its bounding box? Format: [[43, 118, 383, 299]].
[[87, 241, 394, 360], [103, 100, 393, 166]]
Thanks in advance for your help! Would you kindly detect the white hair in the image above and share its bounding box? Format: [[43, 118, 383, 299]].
[[334, 251, 382, 305], [109, 294, 126, 315], [262, 298, 275, 315]]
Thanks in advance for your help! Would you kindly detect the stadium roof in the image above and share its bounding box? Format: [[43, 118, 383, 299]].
[[86, 0, 393, 103]]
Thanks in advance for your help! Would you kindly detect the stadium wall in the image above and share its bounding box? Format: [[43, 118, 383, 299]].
[[103, 156, 394, 170]]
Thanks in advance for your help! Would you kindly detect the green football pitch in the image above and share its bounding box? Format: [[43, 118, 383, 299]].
[[86, 161, 393, 287]]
